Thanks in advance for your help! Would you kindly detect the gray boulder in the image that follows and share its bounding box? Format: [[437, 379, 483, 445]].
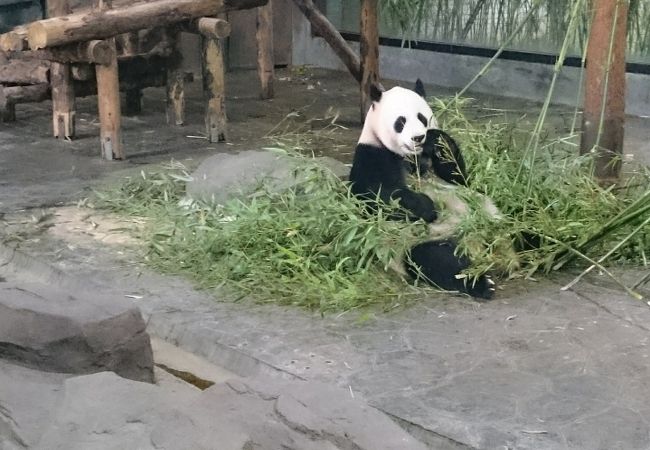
[[186, 150, 349, 204], [0, 282, 153, 382]]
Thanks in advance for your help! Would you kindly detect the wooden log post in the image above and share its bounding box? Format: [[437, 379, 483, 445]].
[[256, 1, 274, 99], [579, 0, 629, 184], [26, 0, 268, 49], [0, 84, 50, 122], [166, 28, 185, 126], [94, 0, 124, 160], [200, 19, 229, 142], [48, 0, 76, 140], [359, 0, 379, 120]]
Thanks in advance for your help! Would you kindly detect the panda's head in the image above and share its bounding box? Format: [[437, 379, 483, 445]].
[[358, 79, 438, 157]]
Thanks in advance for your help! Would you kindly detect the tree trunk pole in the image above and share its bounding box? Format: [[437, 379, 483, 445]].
[[256, 1, 274, 99], [48, 0, 76, 139], [202, 35, 228, 142], [166, 28, 185, 126], [95, 0, 124, 159], [359, 0, 379, 121], [580, 0, 628, 184]]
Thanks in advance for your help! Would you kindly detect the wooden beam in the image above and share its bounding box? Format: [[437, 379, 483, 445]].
[[580, 0, 628, 184], [8, 40, 116, 65], [256, 2, 274, 99], [27, 0, 268, 50], [179, 17, 231, 39], [359, 0, 379, 120], [201, 35, 227, 142], [291, 0, 361, 82], [48, 0, 76, 140]]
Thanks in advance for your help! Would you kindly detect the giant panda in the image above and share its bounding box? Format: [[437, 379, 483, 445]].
[[349, 80, 498, 300]]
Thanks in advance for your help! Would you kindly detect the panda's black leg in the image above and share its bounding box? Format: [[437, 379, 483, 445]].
[[405, 239, 496, 300]]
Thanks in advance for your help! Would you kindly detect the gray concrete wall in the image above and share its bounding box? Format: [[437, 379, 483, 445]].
[[291, 10, 650, 118]]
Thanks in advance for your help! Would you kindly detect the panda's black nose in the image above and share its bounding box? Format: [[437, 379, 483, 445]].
[[412, 134, 425, 144]]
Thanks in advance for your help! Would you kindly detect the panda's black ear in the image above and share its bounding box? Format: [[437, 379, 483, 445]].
[[414, 79, 426, 98], [369, 83, 384, 103]]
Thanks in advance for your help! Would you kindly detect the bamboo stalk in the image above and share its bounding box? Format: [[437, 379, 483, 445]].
[[544, 235, 643, 300], [561, 215, 650, 291]]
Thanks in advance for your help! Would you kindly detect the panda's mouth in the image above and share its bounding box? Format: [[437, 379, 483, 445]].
[[402, 142, 423, 156]]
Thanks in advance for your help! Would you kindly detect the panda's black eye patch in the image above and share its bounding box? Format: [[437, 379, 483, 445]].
[[394, 116, 406, 133], [417, 113, 428, 127]]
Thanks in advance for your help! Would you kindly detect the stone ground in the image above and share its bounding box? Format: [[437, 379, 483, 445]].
[[1, 67, 650, 449]]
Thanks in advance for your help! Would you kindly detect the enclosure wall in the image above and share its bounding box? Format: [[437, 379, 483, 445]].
[[291, 6, 650, 118]]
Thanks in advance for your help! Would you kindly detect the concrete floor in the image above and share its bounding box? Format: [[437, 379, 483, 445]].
[[2, 67, 650, 449]]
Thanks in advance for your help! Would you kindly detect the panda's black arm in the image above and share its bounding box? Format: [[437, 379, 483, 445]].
[[422, 129, 469, 186], [391, 188, 438, 223]]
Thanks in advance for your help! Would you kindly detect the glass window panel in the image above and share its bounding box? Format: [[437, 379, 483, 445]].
[[324, 0, 650, 65]]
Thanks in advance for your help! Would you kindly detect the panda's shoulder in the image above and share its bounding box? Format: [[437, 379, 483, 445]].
[[352, 143, 400, 165], [351, 143, 404, 179]]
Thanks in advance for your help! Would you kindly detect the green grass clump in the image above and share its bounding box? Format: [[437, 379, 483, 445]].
[[94, 99, 650, 311], [430, 98, 650, 293], [95, 158, 436, 313]]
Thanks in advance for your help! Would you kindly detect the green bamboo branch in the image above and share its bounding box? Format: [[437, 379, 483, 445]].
[[515, 0, 584, 193], [561, 214, 650, 291], [543, 235, 644, 300]]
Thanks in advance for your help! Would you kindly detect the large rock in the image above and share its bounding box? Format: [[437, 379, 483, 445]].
[[34, 371, 426, 450], [186, 150, 349, 204], [0, 282, 153, 382]]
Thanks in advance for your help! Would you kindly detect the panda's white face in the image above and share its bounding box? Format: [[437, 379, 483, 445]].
[[358, 84, 438, 157]]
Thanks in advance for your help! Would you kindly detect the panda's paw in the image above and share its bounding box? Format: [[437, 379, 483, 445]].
[[421, 208, 438, 223], [467, 275, 496, 301]]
